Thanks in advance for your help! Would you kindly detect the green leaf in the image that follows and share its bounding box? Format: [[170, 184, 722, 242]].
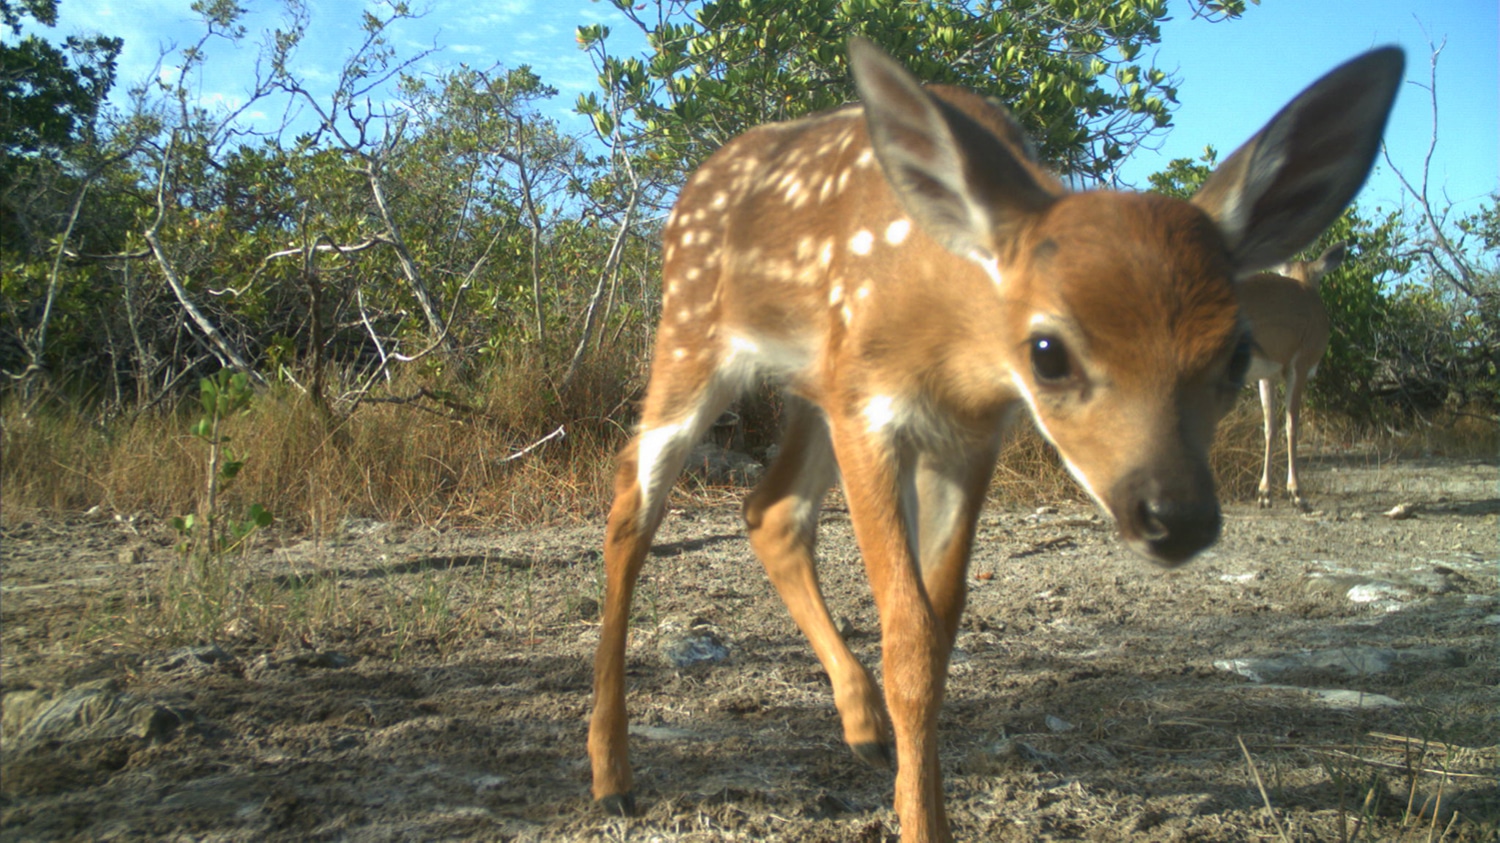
[[248, 504, 273, 527]]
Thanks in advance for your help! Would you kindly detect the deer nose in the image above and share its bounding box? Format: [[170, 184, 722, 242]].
[[1113, 469, 1221, 567]]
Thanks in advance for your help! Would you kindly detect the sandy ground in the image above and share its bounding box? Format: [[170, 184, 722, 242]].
[[2, 457, 1497, 841]]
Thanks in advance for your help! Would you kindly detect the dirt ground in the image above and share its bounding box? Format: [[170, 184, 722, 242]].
[[2, 456, 1497, 841]]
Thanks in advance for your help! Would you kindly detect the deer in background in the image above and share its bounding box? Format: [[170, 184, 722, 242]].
[[587, 38, 1403, 841], [1238, 241, 1346, 509]]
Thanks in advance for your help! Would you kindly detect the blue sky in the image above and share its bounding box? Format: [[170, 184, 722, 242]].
[[24, 0, 1499, 218]]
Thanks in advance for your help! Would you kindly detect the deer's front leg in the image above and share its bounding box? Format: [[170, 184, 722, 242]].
[[1284, 366, 1309, 510], [914, 445, 1001, 652], [1257, 378, 1278, 508], [830, 412, 953, 843], [744, 402, 892, 768]]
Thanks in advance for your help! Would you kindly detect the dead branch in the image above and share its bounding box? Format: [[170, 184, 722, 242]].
[[497, 425, 567, 464], [143, 134, 261, 382]]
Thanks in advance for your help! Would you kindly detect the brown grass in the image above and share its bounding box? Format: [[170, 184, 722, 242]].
[[1, 352, 641, 531], [2, 370, 1487, 532]]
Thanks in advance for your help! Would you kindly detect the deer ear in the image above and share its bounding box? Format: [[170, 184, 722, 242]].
[[1193, 48, 1403, 275], [848, 37, 1054, 260], [1311, 240, 1347, 277]]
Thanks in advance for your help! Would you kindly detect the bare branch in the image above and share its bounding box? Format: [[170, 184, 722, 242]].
[[496, 425, 567, 464], [561, 185, 639, 393], [143, 134, 261, 381]]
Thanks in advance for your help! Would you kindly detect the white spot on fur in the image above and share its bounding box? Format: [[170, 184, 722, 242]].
[[855, 149, 875, 168], [972, 251, 1004, 288], [819, 241, 834, 267], [863, 395, 899, 433], [850, 230, 874, 256], [829, 284, 843, 305], [885, 219, 911, 245], [637, 416, 697, 525]]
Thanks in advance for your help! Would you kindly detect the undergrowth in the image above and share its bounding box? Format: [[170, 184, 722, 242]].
[[4, 371, 1493, 532]]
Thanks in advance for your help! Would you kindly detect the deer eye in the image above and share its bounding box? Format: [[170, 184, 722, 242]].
[[1030, 335, 1071, 383], [1227, 336, 1252, 387]]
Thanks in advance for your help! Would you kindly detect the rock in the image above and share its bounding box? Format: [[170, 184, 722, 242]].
[[1383, 503, 1417, 520], [960, 738, 1059, 775], [1214, 646, 1465, 682], [149, 644, 235, 674], [657, 615, 730, 667], [340, 517, 389, 537], [1044, 715, 1074, 733], [1302, 565, 1470, 612], [628, 724, 699, 741], [571, 596, 600, 621], [1289, 687, 1404, 709], [1219, 571, 1261, 583], [243, 649, 353, 680], [4, 679, 181, 751], [1226, 685, 1406, 709], [836, 615, 859, 640], [1, 689, 53, 741], [1346, 581, 1415, 608]]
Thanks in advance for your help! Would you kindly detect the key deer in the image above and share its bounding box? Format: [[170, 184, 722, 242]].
[[588, 38, 1403, 841], [1238, 241, 1346, 508]]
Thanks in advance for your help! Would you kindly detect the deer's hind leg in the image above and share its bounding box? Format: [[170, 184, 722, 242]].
[[589, 351, 746, 814]]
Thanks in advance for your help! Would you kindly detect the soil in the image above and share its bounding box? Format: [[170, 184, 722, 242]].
[[2, 457, 1497, 841]]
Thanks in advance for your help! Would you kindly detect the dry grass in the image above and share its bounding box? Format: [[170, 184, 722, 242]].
[[1, 353, 639, 531], [3, 371, 1489, 534]]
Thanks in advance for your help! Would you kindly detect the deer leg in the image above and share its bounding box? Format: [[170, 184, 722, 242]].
[[1257, 378, 1278, 508], [589, 364, 738, 815], [914, 444, 999, 651], [743, 401, 892, 767], [1284, 366, 1307, 509], [830, 416, 952, 843]]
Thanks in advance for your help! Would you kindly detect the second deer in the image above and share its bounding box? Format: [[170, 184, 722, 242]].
[[1238, 241, 1346, 509]]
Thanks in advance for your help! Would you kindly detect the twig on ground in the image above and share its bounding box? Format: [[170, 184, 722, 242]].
[[1238, 735, 1291, 843]]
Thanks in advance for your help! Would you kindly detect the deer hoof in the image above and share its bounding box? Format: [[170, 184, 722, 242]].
[[598, 792, 638, 817], [851, 740, 896, 770], [1257, 493, 1273, 509]]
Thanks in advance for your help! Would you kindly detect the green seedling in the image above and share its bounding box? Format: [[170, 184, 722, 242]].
[[170, 369, 273, 557]]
